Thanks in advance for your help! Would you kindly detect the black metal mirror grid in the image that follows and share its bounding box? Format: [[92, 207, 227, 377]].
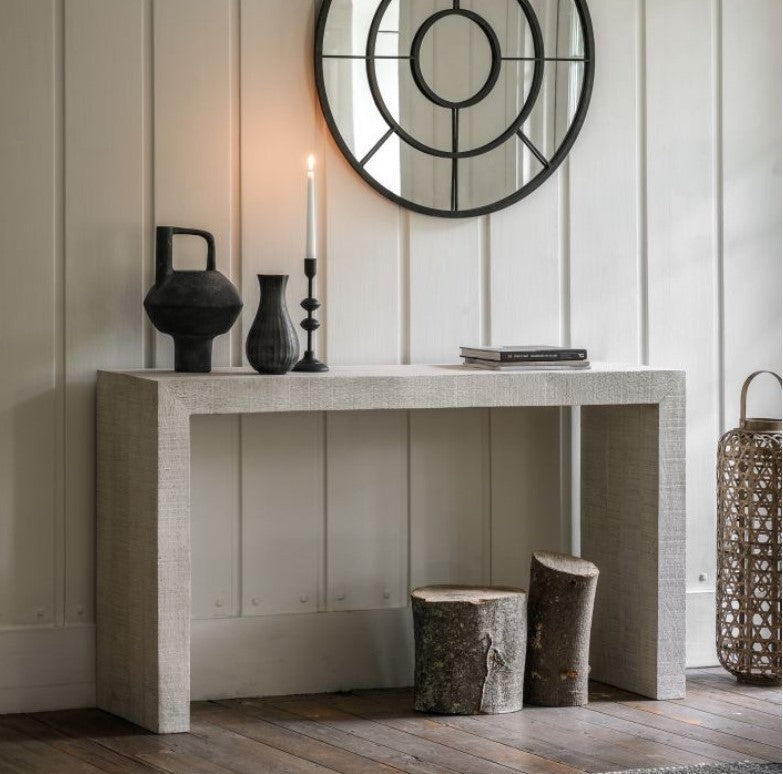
[[315, 0, 595, 218]]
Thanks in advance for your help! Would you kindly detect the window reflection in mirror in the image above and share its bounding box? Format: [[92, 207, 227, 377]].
[[319, 0, 591, 216]]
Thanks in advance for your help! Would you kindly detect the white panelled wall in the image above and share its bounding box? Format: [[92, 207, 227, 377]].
[[0, 0, 780, 712]]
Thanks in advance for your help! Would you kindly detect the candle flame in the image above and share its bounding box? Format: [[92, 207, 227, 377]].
[[307, 154, 316, 172]]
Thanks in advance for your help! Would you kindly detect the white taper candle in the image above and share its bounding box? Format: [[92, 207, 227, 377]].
[[306, 154, 316, 260]]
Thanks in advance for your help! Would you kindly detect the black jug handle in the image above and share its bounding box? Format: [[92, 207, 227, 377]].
[[156, 226, 216, 283]]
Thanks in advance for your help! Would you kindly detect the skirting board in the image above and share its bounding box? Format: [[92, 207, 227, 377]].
[[0, 624, 95, 714], [191, 609, 415, 701], [0, 596, 715, 714], [686, 589, 719, 668]]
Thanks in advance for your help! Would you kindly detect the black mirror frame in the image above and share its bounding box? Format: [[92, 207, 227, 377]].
[[315, 0, 596, 219]]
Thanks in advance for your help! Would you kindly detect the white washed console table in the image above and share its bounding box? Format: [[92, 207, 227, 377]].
[[97, 363, 686, 733]]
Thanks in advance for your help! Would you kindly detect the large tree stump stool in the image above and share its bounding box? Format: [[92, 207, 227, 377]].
[[524, 551, 599, 707], [412, 585, 527, 714]]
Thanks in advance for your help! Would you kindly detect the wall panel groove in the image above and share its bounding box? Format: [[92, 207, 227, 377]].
[[54, 0, 66, 628], [712, 0, 725, 435], [480, 216, 491, 348], [321, 411, 329, 612], [557, 164, 571, 348], [315, 77, 329, 367], [142, 0, 155, 370], [230, 0, 242, 368], [636, 0, 649, 366], [399, 209, 411, 365], [558, 163, 575, 555]]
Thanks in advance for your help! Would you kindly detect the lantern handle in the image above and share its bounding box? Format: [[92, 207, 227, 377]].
[[740, 370, 782, 427]]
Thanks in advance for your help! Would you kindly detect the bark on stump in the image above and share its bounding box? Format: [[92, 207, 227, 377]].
[[412, 585, 527, 715], [524, 551, 599, 707]]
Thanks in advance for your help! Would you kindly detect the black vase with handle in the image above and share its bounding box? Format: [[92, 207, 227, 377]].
[[144, 226, 242, 373], [246, 274, 300, 375]]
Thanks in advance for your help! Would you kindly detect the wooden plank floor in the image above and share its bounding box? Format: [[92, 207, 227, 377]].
[[0, 669, 779, 773]]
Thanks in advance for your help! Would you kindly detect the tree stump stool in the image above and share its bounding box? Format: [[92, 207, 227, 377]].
[[524, 551, 599, 707], [412, 585, 527, 715]]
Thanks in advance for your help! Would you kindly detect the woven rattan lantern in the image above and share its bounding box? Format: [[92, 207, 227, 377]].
[[716, 370, 782, 685]]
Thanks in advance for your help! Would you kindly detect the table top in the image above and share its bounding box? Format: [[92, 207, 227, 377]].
[[102, 361, 681, 380], [98, 363, 685, 415]]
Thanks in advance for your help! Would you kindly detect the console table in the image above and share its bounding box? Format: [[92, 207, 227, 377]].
[[97, 363, 686, 733]]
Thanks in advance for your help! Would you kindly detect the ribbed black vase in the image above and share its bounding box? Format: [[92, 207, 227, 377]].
[[246, 274, 300, 375]]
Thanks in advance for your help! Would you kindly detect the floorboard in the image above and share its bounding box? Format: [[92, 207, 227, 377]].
[[192, 702, 398, 774], [688, 668, 782, 703], [217, 699, 450, 774], [586, 700, 781, 763], [0, 671, 779, 774], [263, 696, 522, 774], [0, 714, 158, 773], [276, 692, 579, 774], [683, 681, 782, 719], [0, 719, 107, 774]]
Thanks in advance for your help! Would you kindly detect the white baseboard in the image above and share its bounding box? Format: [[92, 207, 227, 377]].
[[0, 597, 716, 715], [0, 611, 414, 714], [191, 608, 414, 701], [0, 624, 95, 714], [686, 588, 719, 667], [190, 595, 721, 699]]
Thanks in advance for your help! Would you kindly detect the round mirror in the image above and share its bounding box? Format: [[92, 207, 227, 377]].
[[316, 0, 594, 218]]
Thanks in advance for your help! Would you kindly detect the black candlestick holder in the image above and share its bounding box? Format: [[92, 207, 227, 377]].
[[293, 258, 328, 372]]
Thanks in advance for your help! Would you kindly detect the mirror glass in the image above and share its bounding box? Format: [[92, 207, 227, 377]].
[[317, 0, 594, 217]]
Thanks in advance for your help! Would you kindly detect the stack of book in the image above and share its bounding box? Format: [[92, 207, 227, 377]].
[[460, 345, 590, 370]]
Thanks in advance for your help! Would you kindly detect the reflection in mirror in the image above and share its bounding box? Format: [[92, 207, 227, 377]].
[[417, 14, 493, 104], [317, 0, 593, 216], [459, 135, 545, 211]]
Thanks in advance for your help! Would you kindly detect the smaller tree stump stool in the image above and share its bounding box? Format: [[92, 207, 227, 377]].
[[524, 551, 599, 707], [412, 585, 527, 715]]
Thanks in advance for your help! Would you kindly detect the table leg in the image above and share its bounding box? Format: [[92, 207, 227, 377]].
[[97, 374, 191, 732], [581, 396, 686, 699]]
